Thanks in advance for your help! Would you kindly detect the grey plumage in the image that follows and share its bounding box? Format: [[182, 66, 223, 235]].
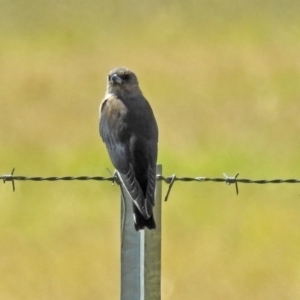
[[99, 67, 158, 230]]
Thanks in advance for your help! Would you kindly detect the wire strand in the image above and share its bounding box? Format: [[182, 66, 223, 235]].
[[2, 169, 300, 199]]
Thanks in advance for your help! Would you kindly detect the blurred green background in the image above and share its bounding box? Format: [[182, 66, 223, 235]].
[[1, 0, 300, 299]]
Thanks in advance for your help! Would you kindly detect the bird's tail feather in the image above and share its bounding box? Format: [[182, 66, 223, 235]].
[[133, 204, 156, 231]]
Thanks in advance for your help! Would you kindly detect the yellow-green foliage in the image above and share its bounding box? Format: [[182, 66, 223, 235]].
[[1, 1, 300, 299]]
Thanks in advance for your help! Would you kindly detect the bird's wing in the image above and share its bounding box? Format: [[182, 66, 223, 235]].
[[145, 140, 158, 207], [118, 168, 150, 219], [99, 96, 149, 219]]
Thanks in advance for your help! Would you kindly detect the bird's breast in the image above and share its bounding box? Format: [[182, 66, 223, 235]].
[[101, 96, 131, 141], [104, 97, 128, 120]]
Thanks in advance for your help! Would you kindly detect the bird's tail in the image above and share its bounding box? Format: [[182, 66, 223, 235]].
[[133, 204, 156, 231]]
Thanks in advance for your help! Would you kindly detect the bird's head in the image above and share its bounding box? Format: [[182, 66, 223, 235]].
[[106, 67, 141, 97]]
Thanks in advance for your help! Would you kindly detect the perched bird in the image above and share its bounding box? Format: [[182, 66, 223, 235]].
[[99, 67, 158, 231]]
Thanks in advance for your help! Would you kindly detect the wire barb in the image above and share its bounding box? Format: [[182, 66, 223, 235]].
[[223, 173, 239, 195], [112, 170, 121, 186], [164, 174, 176, 202], [2, 168, 16, 192]]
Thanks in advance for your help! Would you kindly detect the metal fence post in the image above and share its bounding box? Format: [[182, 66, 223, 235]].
[[120, 164, 162, 300]]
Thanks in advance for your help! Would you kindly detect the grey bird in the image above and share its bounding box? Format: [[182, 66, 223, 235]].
[[99, 67, 158, 231]]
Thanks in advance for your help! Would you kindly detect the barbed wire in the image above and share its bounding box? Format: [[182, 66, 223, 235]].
[[2, 168, 300, 201]]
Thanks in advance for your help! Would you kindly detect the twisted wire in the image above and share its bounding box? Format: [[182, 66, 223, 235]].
[[2, 168, 300, 200]]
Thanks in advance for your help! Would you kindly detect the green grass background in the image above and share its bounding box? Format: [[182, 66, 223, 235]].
[[1, 1, 300, 299]]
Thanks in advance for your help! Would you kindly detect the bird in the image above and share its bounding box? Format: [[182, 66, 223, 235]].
[[99, 67, 158, 231]]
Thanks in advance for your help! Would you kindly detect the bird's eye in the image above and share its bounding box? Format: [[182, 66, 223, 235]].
[[122, 73, 130, 81]]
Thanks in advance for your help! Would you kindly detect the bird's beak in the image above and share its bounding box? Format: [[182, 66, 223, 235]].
[[111, 74, 123, 84]]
